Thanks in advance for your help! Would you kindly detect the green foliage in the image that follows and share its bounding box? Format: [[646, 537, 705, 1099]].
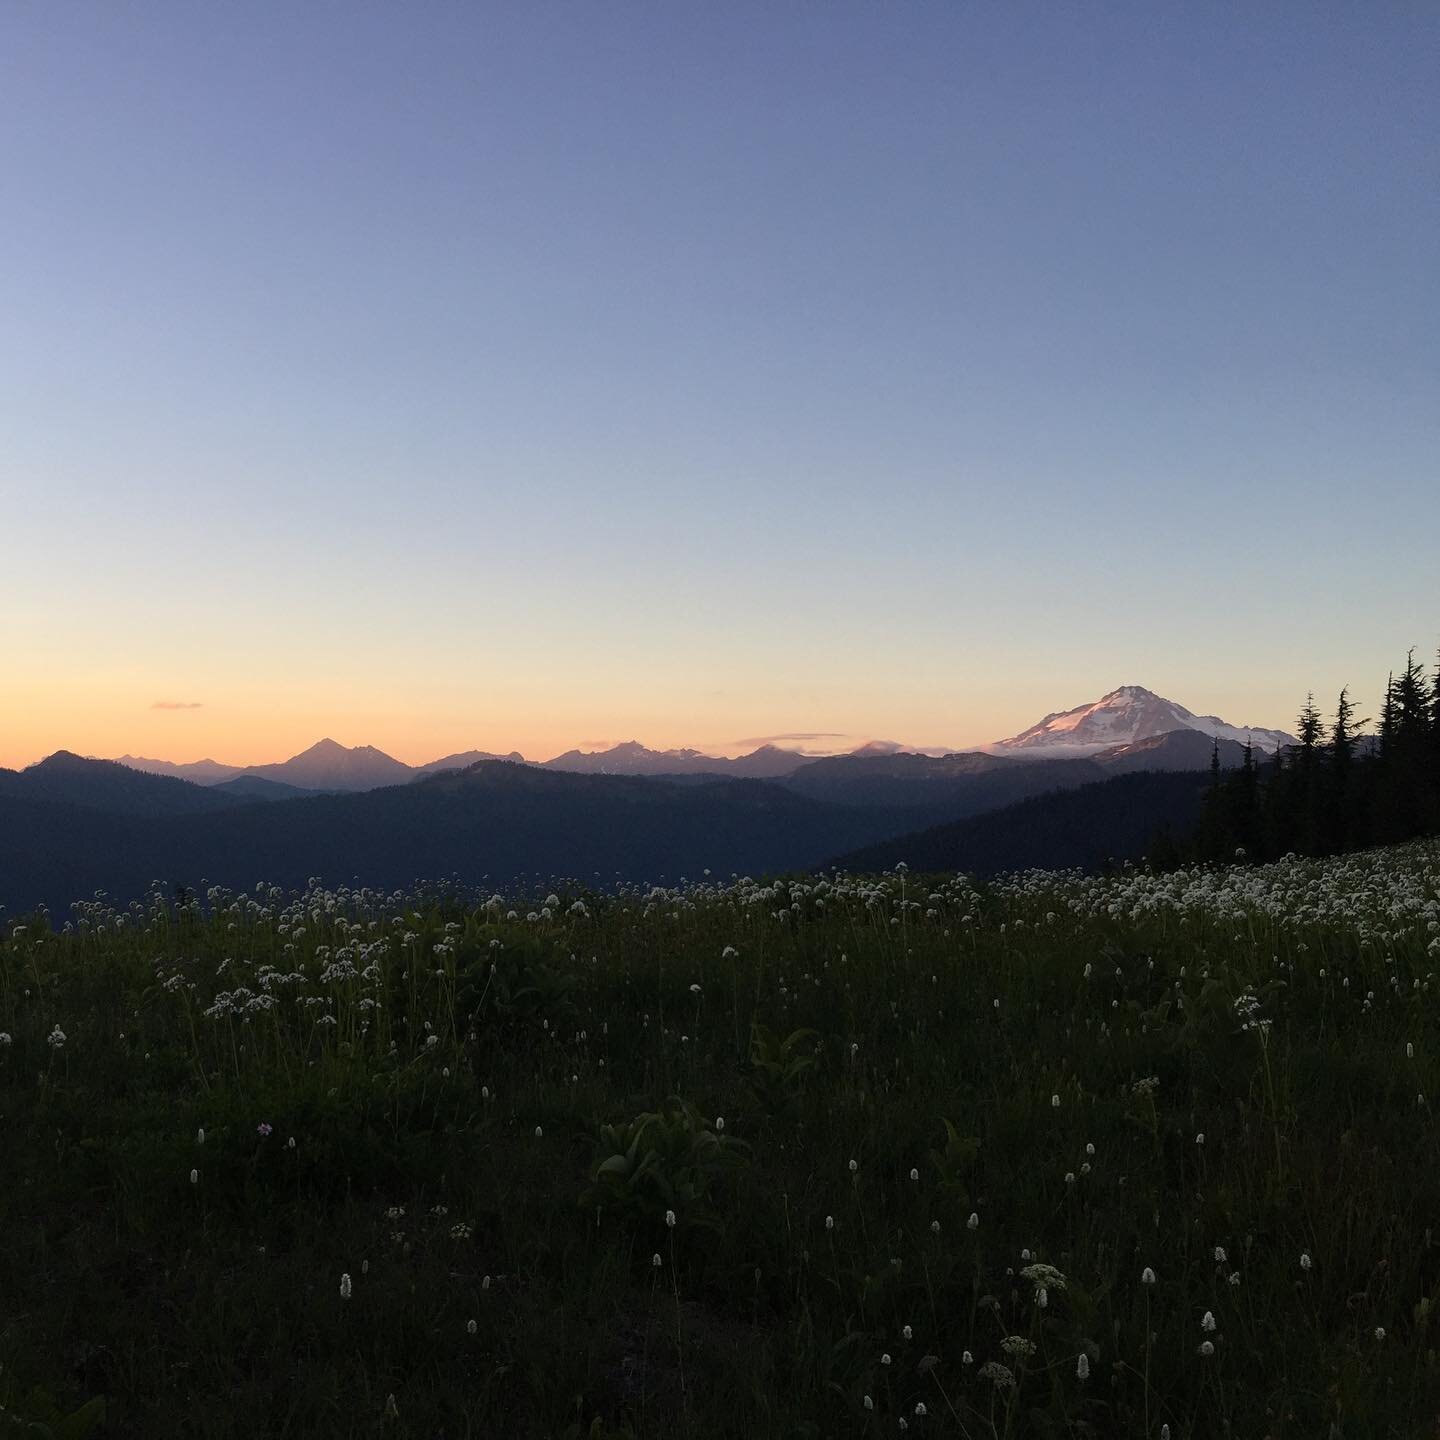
[[454, 931, 577, 1038], [745, 1022, 819, 1113], [0, 1390, 106, 1440], [584, 1097, 750, 1234], [927, 1118, 979, 1203], [2, 846, 1439, 1435]]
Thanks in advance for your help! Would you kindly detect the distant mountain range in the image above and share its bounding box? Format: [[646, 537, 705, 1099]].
[[116, 738, 529, 793], [536, 740, 813, 779], [0, 688, 1291, 918], [103, 686, 1292, 793], [0, 686, 1298, 916]]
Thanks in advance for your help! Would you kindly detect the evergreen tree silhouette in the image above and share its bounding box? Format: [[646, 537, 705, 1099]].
[[1432, 649, 1440, 741], [1395, 650, 1428, 743], [1378, 672, 1397, 758], [1380, 651, 1430, 840], [1236, 738, 1260, 859], [1162, 647, 1439, 870], [1290, 692, 1324, 852], [1325, 687, 1360, 852]]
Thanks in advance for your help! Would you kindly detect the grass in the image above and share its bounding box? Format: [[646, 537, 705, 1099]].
[[2, 844, 1439, 1437]]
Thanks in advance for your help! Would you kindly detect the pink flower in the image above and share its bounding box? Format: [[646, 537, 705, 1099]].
[[257, 1122, 273, 1137]]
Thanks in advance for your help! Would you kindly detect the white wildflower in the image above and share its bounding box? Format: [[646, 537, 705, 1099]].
[[977, 1360, 1015, 1389]]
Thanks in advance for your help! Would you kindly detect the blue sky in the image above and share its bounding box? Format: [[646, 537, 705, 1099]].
[[2, 3, 1437, 765]]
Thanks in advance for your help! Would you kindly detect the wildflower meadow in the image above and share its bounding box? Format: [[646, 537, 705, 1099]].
[[3, 844, 1440, 1437]]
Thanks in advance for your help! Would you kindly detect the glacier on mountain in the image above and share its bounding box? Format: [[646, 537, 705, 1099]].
[[989, 685, 1294, 757]]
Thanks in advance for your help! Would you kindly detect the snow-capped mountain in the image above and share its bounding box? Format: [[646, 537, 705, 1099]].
[[989, 686, 1294, 757]]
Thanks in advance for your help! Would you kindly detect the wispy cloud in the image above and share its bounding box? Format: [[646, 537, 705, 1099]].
[[733, 731, 849, 749], [151, 700, 204, 710]]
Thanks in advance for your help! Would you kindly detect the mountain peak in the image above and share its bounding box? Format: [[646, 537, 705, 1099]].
[[33, 749, 91, 770], [993, 687, 1293, 757], [245, 739, 412, 792], [849, 740, 907, 758]]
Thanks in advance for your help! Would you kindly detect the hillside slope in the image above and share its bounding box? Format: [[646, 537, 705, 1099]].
[[0, 762, 929, 918], [830, 771, 1210, 876], [0, 752, 243, 817]]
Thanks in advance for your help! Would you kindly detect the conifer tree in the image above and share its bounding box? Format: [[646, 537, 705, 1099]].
[[1378, 672, 1397, 757], [1331, 687, 1357, 769], [1235, 738, 1260, 858], [1394, 650, 1428, 744], [1296, 693, 1323, 752], [1323, 687, 1363, 853], [1290, 692, 1324, 852], [1181, 653, 1440, 869], [1374, 652, 1430, 842]]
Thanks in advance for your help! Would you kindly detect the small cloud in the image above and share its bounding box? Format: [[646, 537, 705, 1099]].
[[733, 731, 848, 749], [152, 700, 204, 710]]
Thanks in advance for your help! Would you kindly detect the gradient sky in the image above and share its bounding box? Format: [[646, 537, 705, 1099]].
[[3, 3, 1437, 769]]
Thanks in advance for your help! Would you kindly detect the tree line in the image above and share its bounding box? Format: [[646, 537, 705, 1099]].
[[1163, 647, 1440, 865]]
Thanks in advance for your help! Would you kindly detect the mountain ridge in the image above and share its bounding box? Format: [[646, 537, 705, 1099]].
[[0, 759, 933, 919], [96, 685, 1294, 790]]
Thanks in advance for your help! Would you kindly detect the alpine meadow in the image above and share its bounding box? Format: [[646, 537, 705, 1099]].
[[4, 831, 1440, 1436], [4, 5, 1439, 1437]]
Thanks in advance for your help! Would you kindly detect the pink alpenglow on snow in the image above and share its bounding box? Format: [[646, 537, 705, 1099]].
[[988, 686, 1294, 758]]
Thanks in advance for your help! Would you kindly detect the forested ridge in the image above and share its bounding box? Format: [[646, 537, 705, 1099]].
[[1183, 646, 1440, 864]]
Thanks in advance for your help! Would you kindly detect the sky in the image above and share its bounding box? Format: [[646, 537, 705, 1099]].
[[2, 3, 1437, 768]]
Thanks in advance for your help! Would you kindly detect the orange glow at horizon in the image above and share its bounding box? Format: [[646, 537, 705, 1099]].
[[2, 675, 1027, 772], [2, 672, 1312, 773]]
